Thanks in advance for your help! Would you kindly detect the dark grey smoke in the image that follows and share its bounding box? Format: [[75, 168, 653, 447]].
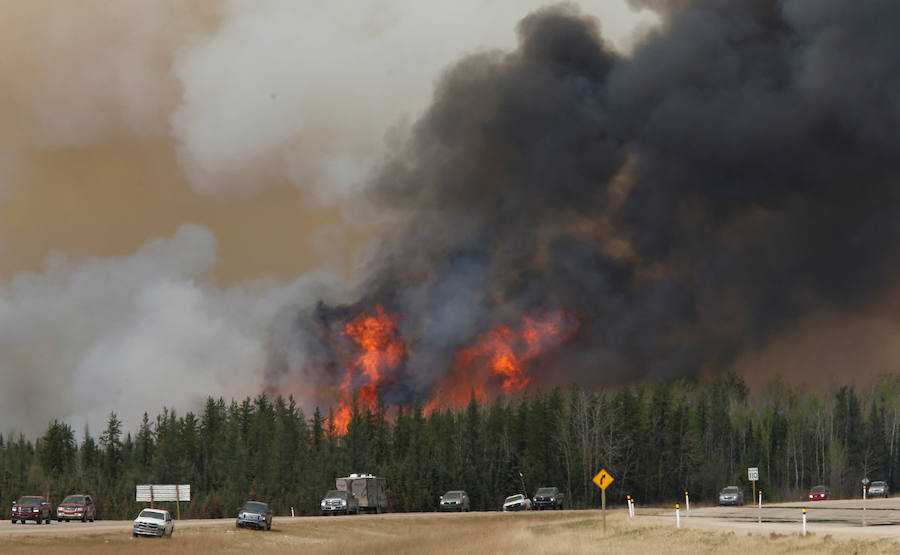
[[267, 0, 900, 403]]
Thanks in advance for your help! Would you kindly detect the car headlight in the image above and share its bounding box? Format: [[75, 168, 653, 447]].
[[341, 499, 347, 506], [321, 501, 326, 507]]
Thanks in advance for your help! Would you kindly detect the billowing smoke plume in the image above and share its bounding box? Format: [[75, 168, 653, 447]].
[[268, 0, 900, 410], [0, 0, 651, 437], [0, 225, 345, 437]]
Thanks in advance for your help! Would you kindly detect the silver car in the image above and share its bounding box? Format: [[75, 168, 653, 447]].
[[718, 486, 744, 506], [868, 481, 890, 498], [439, 490, 470, 512]]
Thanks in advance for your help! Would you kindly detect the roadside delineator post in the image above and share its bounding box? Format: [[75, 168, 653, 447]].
[[862, 485, 868, 527], [291, 506, 295, 517], [685, 491, 690, 515], [627, 495, 634, 518], [758, 490, 762, 524], [802, 508, 807, 536], [630, 497, 635, 518], [676, 503, 681, 529]]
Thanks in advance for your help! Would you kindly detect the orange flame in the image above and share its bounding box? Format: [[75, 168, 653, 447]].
[[331, 305, 404, 434], [427, 310, 579, 414]]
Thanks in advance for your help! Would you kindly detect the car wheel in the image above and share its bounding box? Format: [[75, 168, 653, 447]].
[[133, 532, 138, 537], [82, 514, 86, 523], [267, 521, 271, 531]]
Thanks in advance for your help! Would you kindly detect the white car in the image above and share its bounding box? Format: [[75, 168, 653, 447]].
[[133, 508, 174, 537], [503, 494, 532, 512]]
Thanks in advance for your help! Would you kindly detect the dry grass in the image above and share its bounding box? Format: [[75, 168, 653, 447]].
[[2, 510, 899, 554]]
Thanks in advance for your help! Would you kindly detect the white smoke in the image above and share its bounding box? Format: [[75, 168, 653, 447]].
[[0, 224, 343, 438], [170, 0, 656, 201]]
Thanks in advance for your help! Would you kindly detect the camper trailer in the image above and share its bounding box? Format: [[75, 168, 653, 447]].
[[335, 474, 388, 514]]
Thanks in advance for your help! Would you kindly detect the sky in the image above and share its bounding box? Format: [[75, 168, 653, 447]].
[[5, 0, 899, 441], [0, 1, 657, 438]]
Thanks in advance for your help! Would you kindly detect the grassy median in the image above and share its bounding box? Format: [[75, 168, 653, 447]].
[[2, 510, 900, 554]]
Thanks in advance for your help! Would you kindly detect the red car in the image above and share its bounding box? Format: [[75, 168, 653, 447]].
[[808, 485, 831, 501], [57, 494, 96, 522], [11, 496, 52, 524]]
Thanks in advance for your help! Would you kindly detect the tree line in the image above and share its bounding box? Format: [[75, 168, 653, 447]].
[[3, 374, 899, 519]]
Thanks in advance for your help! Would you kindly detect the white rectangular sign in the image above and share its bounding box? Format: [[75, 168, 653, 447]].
[[747, 467, 759, 481], [136, 484, 191, 502]]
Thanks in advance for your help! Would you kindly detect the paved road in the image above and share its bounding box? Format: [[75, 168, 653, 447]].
[[689, 496, 900, 526], [635, 497, 900, 539]]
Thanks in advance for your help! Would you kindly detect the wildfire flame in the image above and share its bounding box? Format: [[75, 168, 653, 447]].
[[329, 306, 579, 432], [332, 305, 404, 433], [426, 310, 580, 413]]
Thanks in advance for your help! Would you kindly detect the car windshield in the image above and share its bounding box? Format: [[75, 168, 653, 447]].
[[62, 496, 85, 504], [505, 495, 524, 503], [871, 481, 887, 487], [722, 487, 740, 494], [243, 502, 268, 513], [139, 510, 166, 520], [536, 488, 556, 495], [811, 486, 828, 492], [17, 497, 42, 505], [443, 492, 462, 499], [325, 490, 346, 499]]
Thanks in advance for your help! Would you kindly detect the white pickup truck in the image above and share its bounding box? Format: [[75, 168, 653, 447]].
[[132, 508, 174, 537]]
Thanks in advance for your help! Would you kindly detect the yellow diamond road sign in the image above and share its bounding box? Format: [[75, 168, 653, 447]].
[[593, 469, 614, 490]]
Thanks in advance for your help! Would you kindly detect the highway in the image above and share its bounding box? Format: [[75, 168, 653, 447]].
[[638, 496, 900, 539]]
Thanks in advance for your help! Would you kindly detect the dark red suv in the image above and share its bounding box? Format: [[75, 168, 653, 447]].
[[12, 496, 52, 524], [57, 494, 96, 522]]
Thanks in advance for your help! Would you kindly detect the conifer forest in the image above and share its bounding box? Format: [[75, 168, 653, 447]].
[[3, 375, 899, 520]]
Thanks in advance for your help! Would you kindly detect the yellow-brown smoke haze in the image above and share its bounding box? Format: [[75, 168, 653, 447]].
[[0, 141, 357, 283]]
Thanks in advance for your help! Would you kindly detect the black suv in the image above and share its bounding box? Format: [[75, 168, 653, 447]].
[[12, 496, 53, 524], [533, 487, 565, 510]]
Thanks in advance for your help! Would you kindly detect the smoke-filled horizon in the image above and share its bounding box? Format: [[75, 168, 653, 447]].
[[3, 0, 900, 439], [0, 1, 654, 438], [267, 0, 900, 417]]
